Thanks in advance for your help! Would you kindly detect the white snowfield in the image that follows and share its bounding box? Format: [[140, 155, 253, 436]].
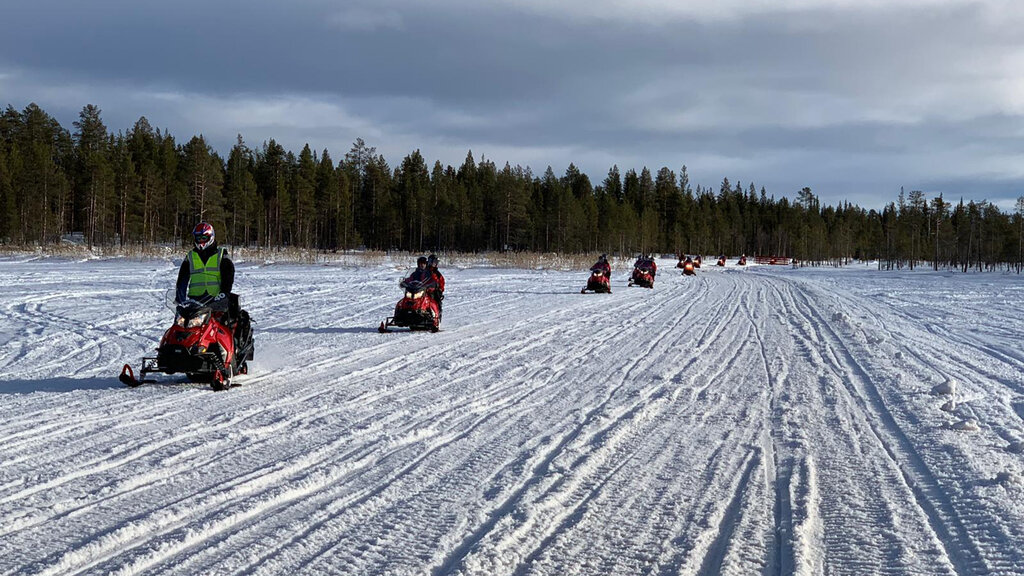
[[0, 256, 1022, 576]]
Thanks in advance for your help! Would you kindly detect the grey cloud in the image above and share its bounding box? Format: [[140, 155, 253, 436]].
[[2, 0, 1023, 209]]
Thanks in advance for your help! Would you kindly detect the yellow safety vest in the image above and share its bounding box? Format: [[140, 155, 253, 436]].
[[188, 248, 226, 297]]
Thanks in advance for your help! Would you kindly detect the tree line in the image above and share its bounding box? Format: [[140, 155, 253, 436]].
[[1, 103, 1022, 272]]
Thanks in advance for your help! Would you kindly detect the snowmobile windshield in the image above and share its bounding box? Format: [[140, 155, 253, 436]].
[[167, 290, 228, 313], [401, 278, 434, 298], [175, 301, 212, 328]]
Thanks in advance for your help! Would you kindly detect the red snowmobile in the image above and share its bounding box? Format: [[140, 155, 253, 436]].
[[629, 259, 656, 288], [379, 277, 441, 332], [737, 255, 747, 266], [693, 255, 702, 268], [120, 293, 254, 391], [681, 257, 696, 276], [581, 266, 612, 294], [716, 255, 726, 267]]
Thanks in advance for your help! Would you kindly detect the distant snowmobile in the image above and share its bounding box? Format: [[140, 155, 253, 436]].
[[737, 255, 747, 266], [120, 292, 254, 391], [717, 255, 726, 267], [380, 277, 442, 332], [629, 257, 657, 288], [681, 257, 696, 276], [581, 266, 612, 294], [693, 255, 702, 268]]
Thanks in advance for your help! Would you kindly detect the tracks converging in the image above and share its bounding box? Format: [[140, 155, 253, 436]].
[[1, 262, 1021, 575]]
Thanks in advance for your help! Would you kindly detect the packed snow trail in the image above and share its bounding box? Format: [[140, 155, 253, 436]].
[[0, 257, 1021, 576]]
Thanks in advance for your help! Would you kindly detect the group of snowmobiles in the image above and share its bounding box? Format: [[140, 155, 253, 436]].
[[581, 253, 749, 292], [119, 223, 755, 391], [582, 254, 658, 292], [118, 226, 447, 391]]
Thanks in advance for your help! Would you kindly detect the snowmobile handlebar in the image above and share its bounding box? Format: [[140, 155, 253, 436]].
[[170, 293, 229, 313], [400, 278, 436, 292]]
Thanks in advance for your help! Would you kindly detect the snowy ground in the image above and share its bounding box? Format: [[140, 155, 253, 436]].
[[1, 255, 1022, 576]]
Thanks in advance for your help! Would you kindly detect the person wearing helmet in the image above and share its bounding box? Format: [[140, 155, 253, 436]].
[[401, 256, 433, 287], [591, 253, 611, 279], [175, 222, 234, 304], [426, 254, 445, 313], [634, 253, 657, 277]]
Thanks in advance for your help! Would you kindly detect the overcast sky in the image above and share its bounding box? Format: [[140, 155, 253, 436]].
[[3, 0, 1023, 210]]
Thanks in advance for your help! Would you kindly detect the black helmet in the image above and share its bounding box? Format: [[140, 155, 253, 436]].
[[417, 256, 427, 266], [427, 254, 438, 267], [598, 254, 607, 263]]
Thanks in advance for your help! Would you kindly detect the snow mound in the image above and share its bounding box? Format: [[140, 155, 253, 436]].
[[931, 380, 956, 396], [946, 418, 979, 432]]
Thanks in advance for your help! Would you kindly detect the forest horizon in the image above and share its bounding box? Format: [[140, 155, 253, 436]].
[[2, 102, 1022, 272]]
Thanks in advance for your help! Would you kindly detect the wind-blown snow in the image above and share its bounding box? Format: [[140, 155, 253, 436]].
[[1, 256, 1022, 575]]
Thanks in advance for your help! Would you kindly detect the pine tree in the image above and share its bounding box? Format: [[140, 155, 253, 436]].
[[225, 136, 259, 246], [313, 148, 342, 249], [73, 105, 113, 246], [128, 117, 160, 243], [181, 135, 225, 230], [111, 132, 138, 246], [294, 144, 316, 248]]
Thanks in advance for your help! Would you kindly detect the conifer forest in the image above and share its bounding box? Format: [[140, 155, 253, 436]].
[[2, 103, 1022, 272]]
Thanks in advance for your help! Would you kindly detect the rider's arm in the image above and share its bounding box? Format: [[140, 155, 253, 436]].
[[175, 260, 190, 302], [220, 257, 235, 295]]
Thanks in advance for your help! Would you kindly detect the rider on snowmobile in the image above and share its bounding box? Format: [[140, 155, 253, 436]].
[[634, 254, 657, 277], [426, 254, 445, 313], [175, 222, 251, 348], [591, 254, 612, 278]]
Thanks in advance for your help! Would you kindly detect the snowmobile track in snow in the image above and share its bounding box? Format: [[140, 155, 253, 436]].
[[1, 260, 1022, 575]]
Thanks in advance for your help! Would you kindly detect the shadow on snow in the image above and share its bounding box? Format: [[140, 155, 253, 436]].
[[261, 326, 383, 335], [0, 376, 125, 394]]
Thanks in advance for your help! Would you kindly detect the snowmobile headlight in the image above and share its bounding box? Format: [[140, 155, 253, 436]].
[[186, 311, 210, 328], [406, 290, 423, 299]]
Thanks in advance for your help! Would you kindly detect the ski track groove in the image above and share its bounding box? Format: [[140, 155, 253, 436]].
[[431, 289, 698, 576], [787, 280, 994, 575], [453, 275, 764, 576]]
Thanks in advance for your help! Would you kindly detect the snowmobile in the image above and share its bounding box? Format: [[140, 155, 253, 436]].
[[629, 261, 656, 288], [120, 292, 254, 391], [581, 266, 612, 294], [716, 255, 726, 267], [737, 255, 747, 266], [681, 258, 696, 276], [379, 278, 441, 332], [693, 255, 702, 268]]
